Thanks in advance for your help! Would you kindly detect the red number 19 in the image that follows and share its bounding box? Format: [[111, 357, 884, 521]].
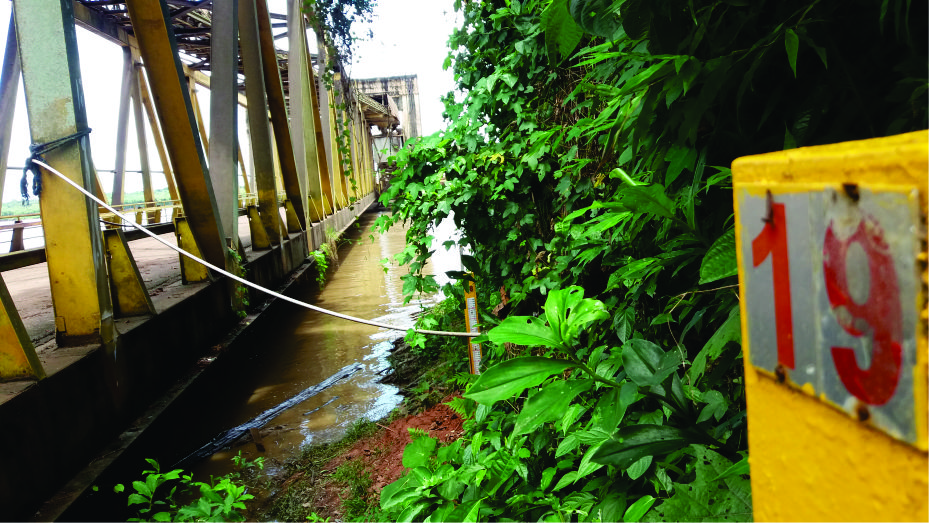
[[751, 198, 903, 406], [823, 216, 902, 406], [752, 202, 795, 370]]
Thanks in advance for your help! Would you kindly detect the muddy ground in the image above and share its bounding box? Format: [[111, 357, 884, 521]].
[[252, 338, 466, 521]]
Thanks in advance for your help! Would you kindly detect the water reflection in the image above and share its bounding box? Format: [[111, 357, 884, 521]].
[[196, 210, 461, 476]]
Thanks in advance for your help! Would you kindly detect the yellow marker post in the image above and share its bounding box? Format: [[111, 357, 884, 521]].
[[463, 277, 483, 375], [733, 130, 927, 521]]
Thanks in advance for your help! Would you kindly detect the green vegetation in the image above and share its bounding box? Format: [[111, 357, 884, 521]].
[[112, 453, 264, 522], [262, 417, 389, 522], [375, 0, 926, 521]]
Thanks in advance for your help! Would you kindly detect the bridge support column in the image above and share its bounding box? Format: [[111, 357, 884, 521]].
[[125, 0, 226, 268], [288, 0, 328, 223], [208, 0, 240, 248], [0, 12, 20, 217], [256, 0, 307, 233], [14, 0, 115, 347], [239, 0, 283, 246]]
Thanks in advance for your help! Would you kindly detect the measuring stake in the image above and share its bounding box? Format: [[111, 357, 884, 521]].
[[463, 277, 482, 375]]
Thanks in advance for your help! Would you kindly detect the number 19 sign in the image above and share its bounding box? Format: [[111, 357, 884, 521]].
[[737, 184, 922, 445]]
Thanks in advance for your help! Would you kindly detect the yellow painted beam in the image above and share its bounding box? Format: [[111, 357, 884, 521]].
[[246, 204, 271, 250], [128, 43, 157, 224], [733, 130, 928, 521], [0, 274, 44, 380], [187, 76, 209, 155], [287, 0, 326, 222], [125, 0, 226, 267], [255, 0, 307, 230], [15, 0, 115, 346], [174, 216, 211, 284], [103, 229, 156, 317], [239, 0, 283, 245], [133, 39, 179, 203], [284, 199, 302, 234], [307, 46, 334, 216]]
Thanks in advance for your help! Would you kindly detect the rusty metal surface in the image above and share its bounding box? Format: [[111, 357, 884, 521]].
[[73, 0, 301, 97]]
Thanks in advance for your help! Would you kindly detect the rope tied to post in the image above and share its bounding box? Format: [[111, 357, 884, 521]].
[[21, 128, 92, 205]]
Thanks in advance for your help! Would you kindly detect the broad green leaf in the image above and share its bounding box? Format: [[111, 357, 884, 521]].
[[569, 0, 623, 39], [627, 455, 652, 480], [541, 0, 583, 64], [593, 493, 627, 522], [711, 453, 750, 482], [543, 286, 585, 346], [624, 495, 657, 522], [555, 432, 580, 458], [561, 402, 588, 435], [699, 229, 737, 283], [642, 447, 752, 522], [564, 298, 609, 344], [426, 502, 455, 523], [576, 442, 606, 481], [592, 425, 690, 468], [402, 436, 437, 469], [397, 503, 428, 523], [513, 379, 593, 436], [436, 477, 467, 501], [622, 339, 681, 387], [552, 471, 578, 492], [686, 306, 741, 385], [540, 467, 558, 491], [132, 480, 152, 498], [785, 28, 799, 77], [464, 357, 577, 405], [380, 475, 419, 510], [698, 390, 728, 423], [616, 184, 677, 220], [488, 315, 564, 350]]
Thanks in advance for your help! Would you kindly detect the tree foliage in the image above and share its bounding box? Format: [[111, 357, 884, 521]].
[[376, 0, 926, 520]]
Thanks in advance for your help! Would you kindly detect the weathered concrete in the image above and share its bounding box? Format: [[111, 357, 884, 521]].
[[0, 194, 376, 520]]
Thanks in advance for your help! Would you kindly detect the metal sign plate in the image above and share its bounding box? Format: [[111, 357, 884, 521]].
[[738, 186, 921, 444]]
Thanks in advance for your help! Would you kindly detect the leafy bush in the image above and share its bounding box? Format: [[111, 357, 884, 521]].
[[113, 455, 263, 522], [375, 0, 925, 520]]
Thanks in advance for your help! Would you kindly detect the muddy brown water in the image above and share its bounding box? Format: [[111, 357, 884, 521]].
[[61, 209, 461, 521], [189, 211, 460, 479]]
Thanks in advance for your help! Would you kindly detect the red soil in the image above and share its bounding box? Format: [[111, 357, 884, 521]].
[[313, 394, 465, 519]]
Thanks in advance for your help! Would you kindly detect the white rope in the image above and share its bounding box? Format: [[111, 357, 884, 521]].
[[32, 159, 478, 338]]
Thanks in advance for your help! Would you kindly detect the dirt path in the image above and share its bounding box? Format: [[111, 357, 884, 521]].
[[260, 392, 465, 521]]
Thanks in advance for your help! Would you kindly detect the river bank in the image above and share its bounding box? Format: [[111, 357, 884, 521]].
[[256, 332, 471, 521]]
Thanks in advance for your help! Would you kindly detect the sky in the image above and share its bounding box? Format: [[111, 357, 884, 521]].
[[0, 0, 459, 207]]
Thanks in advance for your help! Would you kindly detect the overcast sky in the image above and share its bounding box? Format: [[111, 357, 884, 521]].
[[0, 0, 458, 205]]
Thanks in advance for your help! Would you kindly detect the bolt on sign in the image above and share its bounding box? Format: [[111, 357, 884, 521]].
[[734, 130, 928, 521], [463, 277, 482, 375]]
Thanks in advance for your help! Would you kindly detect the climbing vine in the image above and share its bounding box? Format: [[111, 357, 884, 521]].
[[376, 0, 925, 520], [304, 0, 376, 204]]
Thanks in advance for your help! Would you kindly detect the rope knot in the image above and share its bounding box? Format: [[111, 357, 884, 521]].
[[21, 128, 91, 205]]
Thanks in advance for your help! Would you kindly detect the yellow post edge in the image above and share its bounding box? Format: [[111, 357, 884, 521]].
[[462, 276, 483, 375], [732, 130, 928, 521]]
